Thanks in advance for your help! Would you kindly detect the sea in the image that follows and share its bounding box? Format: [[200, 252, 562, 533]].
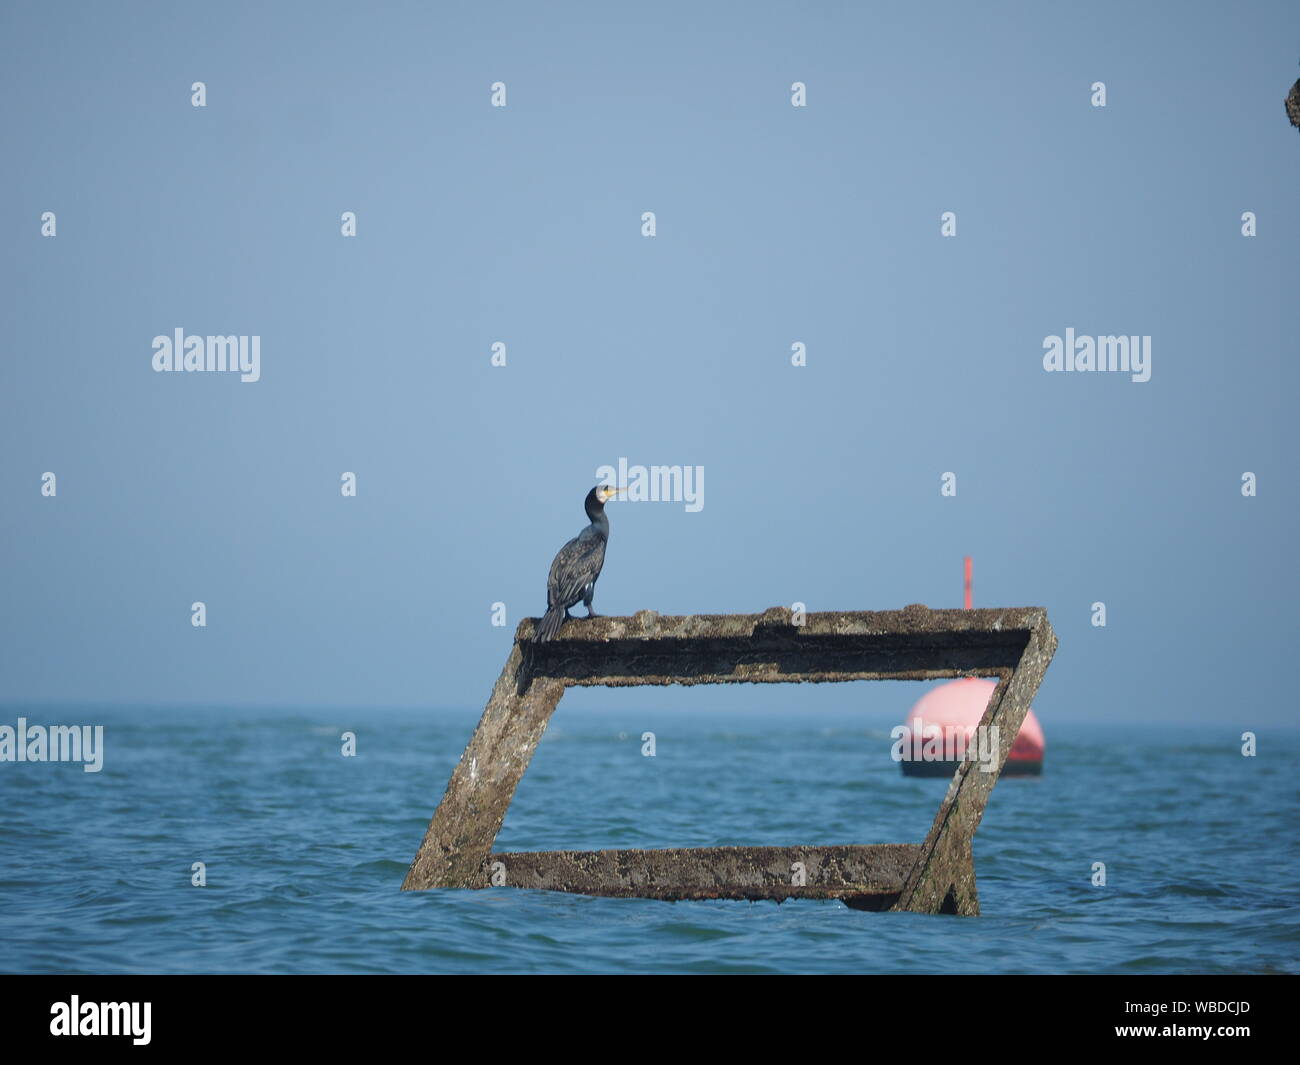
[[1, 703, 1296, 975]]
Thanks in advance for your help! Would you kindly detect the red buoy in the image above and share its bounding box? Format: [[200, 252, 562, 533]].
[[897, 677, 1045, 776]]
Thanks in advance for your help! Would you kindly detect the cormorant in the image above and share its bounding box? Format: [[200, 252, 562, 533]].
[[533, 484, 622, 642]]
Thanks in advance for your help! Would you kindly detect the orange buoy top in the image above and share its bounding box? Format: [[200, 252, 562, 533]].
[[904, 677, 1045, 763]]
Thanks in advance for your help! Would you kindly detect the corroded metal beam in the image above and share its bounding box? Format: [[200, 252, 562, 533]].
[[521, 604, 1041, 685], [489, 844, 922, 910], [402, 605, 1057, 915], [896, 613, 1057, 915]]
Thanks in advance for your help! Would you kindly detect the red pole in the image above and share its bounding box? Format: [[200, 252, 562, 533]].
[[963, 556, 972, 610]]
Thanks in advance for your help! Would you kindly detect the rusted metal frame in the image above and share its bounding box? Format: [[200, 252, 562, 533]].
[[402, 607, 1056, 916]]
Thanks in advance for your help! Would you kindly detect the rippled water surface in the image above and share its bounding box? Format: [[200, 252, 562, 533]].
[[1, 705, 1295, 974]]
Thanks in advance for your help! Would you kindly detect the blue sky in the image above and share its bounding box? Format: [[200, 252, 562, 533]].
[[1, 1, 1296, 724]]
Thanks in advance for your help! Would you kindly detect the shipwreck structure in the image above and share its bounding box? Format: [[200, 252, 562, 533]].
[[402, 604, 1057, 915]]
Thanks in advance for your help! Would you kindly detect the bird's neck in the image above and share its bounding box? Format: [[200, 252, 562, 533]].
[[586, 506, 610, 539]]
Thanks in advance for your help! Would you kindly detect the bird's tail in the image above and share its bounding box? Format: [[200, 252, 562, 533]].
[[533, 606, 566, 643]]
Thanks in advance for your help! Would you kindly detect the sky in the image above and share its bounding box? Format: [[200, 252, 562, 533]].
[[1, 1, 1296, 725]]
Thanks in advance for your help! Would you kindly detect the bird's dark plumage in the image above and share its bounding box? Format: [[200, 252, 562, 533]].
[[534, 485, 619, 642]]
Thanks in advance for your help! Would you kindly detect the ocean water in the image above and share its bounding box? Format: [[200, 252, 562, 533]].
[[0, 704, 1296, 975]]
